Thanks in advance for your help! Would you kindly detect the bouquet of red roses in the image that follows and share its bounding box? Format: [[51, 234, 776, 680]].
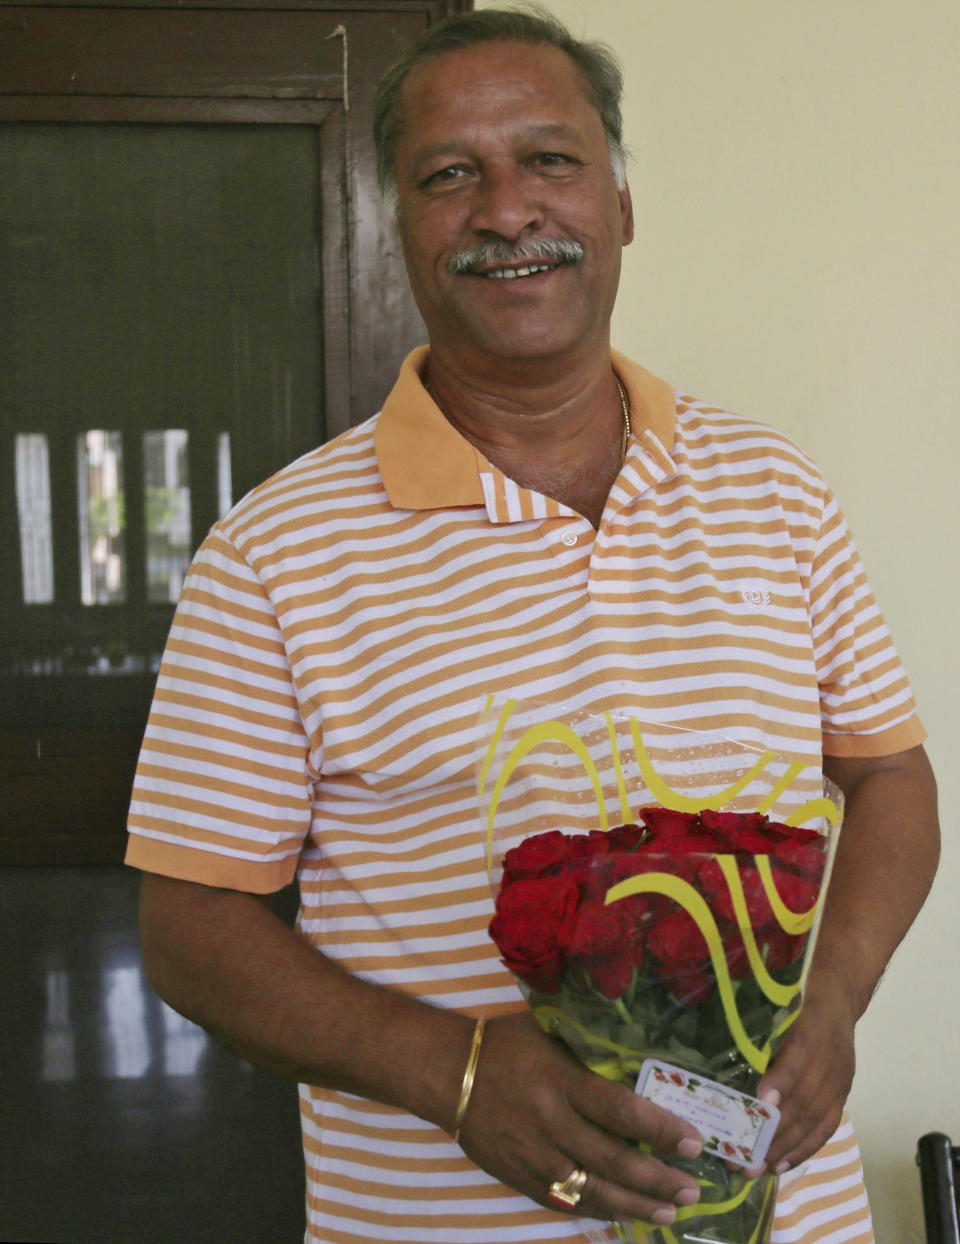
[[488, 809, 831, 1243], [477, 700, 842, 1244]]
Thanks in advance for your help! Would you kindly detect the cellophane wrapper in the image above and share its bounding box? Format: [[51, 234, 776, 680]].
[[477, 698, 843, 1244]]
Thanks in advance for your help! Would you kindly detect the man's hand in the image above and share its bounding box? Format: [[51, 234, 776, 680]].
[[756, 976, 857, 1174], [459, 1012, 704, 1227]]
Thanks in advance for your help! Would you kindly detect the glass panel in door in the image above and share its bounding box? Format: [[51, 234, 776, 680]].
[[0, 121, 328, 733]]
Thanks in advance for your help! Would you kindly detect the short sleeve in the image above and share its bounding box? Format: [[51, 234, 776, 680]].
[[125, 525, 313, 892], [810, 490, 926, 757]]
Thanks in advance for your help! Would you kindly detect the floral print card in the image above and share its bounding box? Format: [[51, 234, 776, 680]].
[[636, 1059, 781, 1168]]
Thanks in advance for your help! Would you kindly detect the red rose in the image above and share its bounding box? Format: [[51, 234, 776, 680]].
[[489, 875, 580, 993], [762, 924, 806, 972], [772, 869, 818, 913], [638, 807, 699, 837], [699, 859, 817, 926], [642, 832, 721, 856], [583, 946, 639, 999], [772, 837, 826, 884], [605, 822, 648, 852], [602, 854, 685, 922], [699, 810, 769, 835], [583, 829, 614, 855], [727, 826, 776, 855], [719, 921, 751, 979], [501, 830, 582, 884], [698, 859, 772, 925], [564, 898, 642, 999], [648, 908, 710, 965], [765, 820, 822, 845], [631, 839, 710, 886], [670, 964, 714, 1003], [699, 810, 772, 855], [565, 899, 633, 957], [603, 858, 656, 927], [564, 853, 625, 903]]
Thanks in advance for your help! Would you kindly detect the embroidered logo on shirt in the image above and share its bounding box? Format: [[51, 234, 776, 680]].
[[740, 581, 771, 608]]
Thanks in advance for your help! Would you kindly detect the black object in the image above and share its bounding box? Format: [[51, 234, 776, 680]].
[[918, 1132, 960, 1244]]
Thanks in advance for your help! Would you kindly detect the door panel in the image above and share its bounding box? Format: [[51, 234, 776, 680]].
[[0, 118, 342, 860], [2, 119, 336, 702], [0, 1, 467, 863]]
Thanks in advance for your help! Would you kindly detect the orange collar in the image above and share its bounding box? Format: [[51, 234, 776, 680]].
[[375, 346, 677, 511]]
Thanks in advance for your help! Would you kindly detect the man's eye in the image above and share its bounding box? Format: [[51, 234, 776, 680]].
[[532, 152, 574, 169], [424, 165, 468, 187]]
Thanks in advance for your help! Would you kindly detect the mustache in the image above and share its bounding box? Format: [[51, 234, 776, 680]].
[[447, 237, 584, 275]]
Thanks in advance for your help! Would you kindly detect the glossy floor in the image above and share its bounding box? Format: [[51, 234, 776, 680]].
[[1, 867, 305, 1244]]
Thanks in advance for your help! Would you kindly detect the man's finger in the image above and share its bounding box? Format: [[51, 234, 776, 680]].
[[561, 1166, 701, 1229], [568, 1071, 705, 1158], [552, 1113, 702, 1212]]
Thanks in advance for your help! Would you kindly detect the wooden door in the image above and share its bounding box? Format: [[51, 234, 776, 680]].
[[0, 0, 467, 863]]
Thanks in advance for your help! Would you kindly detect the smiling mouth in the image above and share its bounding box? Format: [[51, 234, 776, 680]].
[[480, 262, 559, 280], [448, 238, 584, 279]]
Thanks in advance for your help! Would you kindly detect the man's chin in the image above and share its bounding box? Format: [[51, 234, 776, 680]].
[[462, 336, 585, 370], [433, 314, 601, 370]]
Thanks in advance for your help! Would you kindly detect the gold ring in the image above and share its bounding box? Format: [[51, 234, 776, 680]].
[[548, 1166, 588, 1208]]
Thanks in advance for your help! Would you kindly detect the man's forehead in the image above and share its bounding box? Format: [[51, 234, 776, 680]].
[[396, 42, 600, 144], [406, 121, 587, 161]]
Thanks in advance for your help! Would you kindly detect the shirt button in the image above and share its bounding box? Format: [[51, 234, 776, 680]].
[[560, 529, 579, 547]]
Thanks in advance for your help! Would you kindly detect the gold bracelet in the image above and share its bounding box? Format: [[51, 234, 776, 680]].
[[452, 1016, 486, 1142]]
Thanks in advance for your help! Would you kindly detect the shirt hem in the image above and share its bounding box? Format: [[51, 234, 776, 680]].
[[124, 834, 297, 893], [821, 715, 926, 758]]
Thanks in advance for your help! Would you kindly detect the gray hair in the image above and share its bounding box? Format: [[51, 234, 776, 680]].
[[372, 5, 628, 216]]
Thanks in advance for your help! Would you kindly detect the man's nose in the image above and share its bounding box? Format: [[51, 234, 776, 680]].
[[467, 167, 545, 239]]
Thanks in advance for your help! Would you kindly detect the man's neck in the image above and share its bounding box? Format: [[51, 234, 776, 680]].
[[424, 347, 628, 529]]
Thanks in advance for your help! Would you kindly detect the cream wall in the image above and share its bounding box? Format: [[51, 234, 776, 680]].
[[476, 2, 960, 1239]]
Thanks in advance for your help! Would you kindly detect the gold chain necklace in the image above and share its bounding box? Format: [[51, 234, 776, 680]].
[[616, 375, 632, 464]]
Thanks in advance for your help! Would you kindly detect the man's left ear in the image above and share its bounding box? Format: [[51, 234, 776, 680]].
[[619, 184, 635, 245]]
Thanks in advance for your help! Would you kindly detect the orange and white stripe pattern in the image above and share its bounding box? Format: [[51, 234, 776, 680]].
[[127, 349, 917, 1242], [772, 1113, 874, 1242]]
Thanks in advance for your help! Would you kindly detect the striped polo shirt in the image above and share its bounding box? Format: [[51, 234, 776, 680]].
[[127, 348, 924, 1243]]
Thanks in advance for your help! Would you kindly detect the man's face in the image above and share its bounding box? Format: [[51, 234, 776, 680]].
[[392, 40, 634, 370]]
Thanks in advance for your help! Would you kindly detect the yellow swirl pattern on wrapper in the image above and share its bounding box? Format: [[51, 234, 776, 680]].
[[628, 718, 778, 813], [483, 713, 610, 871], [755, 760, 807, 814], [617, 1170, 777, 1242], [479, 701, 838, 869], [713, 855, 814, 1005], [481, 702, 840, 1067], [604, 711, 635, 824], [604, 870, 790, 1074]]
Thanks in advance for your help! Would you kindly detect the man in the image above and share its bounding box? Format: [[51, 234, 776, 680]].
[[128, 8, 939, 1243]]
